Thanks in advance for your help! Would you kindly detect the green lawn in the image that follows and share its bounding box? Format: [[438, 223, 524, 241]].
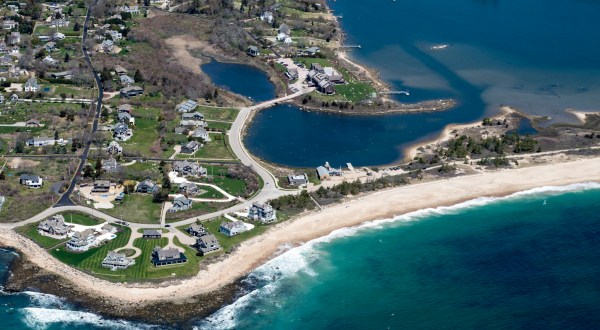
[[15, 223, 69, 249], [189, 138, 235, 160], [196, 107, 239, 121], [165, 201, 235, 223], [205, 121, 232, 131], [101, 194, 161, 224], [61, 212, 102, 226], [197, 185, 225, 199], [49, 226, 132, 280], [334, 82, 376, 103], [121, 118, 160, 157]]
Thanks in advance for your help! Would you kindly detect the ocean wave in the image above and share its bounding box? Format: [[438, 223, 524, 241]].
[[198, 181, 600, 329], [24, 291, 71, 309], [21, 307, 158, 330]]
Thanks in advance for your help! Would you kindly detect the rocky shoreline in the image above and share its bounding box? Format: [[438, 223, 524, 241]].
[[3, 250, 242, 327]]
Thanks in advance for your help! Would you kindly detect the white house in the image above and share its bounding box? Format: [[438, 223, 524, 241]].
[[24, 77, 40, 92], [19, 174, 43, 188], [219, 221, 248, 237], [66, 229, 97, 252]]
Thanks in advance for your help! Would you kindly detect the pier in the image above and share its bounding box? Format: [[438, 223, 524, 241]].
[[341, 45, 362, 49], [379, 90, 410, 96]]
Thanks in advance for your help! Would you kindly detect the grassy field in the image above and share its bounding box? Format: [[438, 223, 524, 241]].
[[197, 107, 239, 121], [49, 226, 132, 280], [197, 186, 225, 199], [101, 194, 161, 224], [121, 118, 160, 157], [61, 212, 102, 226], [188, 139, 235, 160], [15, 222, 69, 249], [205, 121, 232, 131], [165, 201, 237, 222]]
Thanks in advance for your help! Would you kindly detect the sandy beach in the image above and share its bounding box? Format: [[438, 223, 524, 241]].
[[2, 157, 600, 306]]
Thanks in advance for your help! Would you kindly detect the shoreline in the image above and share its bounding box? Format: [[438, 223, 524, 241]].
[[3, 157, 600, 317]]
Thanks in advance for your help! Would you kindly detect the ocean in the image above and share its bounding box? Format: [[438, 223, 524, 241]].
[[2, 185, 600, 328], [243, 0, 600, 167], [199, 183, 600, 329]]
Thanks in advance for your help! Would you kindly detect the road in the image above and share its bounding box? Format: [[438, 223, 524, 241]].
[[54, 3, 104, 207]]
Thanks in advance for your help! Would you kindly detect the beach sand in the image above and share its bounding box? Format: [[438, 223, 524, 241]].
[[2, 157, 600, 306]]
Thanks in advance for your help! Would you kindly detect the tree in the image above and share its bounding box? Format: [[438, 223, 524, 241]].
[[15, 141, 25, 153], [73, 22, 81, 32], [83, 165, 94, 178], [94, 158, 103, 176], [54, 130, 59, 140], [64, 52, 70, 63], [134, 69, 143, 83]]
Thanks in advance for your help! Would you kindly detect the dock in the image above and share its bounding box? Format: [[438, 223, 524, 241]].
[[341, 45, 362, 49], [379, 90, 410, 96]]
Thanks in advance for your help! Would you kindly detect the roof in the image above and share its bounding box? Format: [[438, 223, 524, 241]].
[[143, 229, 161, 236], [198, 234, 219, 247], [154, 247, 182, 260], [176, 99, 198, 112], [220, 221, 246, 231], [20, 174, 40, 181], [317, 166, 329, 176]]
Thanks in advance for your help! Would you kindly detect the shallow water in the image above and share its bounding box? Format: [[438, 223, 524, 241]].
[[200, 184, 600, 329]]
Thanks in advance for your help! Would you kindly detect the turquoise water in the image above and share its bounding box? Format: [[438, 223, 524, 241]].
[[200, 183, 600, 329], [244, 0, 600, 167], [2, 185, 600, 328]]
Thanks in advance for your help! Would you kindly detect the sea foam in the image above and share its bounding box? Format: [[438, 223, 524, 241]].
[[21, 307, 158, 330], [198, 182, 600, 329]]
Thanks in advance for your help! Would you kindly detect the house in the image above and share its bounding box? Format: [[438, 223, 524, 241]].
[[174, 127, 187, 135], [173, 160, 207, 176], [101, 224, 117, 233], [48, 70, 73, 80], [279, 23, 291, 36], [192, 127, 210, 141], [248, 202, 277, 223], [195, 234, 221, 255], [119, 74, 135, 86], [43, 41, 57, 52], [179, 182, 200, 195], [0, 55, 9, 66], [50, 19, 69, 28], [316, 166, 330, 180], [168, 196, 193, 212], [10, 94, 18, 102], [136, 179, 158, 194], [117, 104, 133, 113], [52, 32, 65, 41], [101, 158, 120, 173], [142, 229, 162, 239], [9, 32, 20, 45], [38, 214, 69, 237], [179, 120, 205, 128], [288, 173, 309, 186], [24, 77, 40, 92], [181, 112, 204, 121], [9, 46, 19, 56], [114, 66, 128, 76], [0, 43, 7, 54], [286, 68, 299, 80], [260, 11, 273, 23], [66, 229, 97, 252], [187, 223, 207, 237], [324, 67, 345, 84], [91, 180, 111, 193], [219, 221, 248, 237], [120, 86, 143, 97], [20, 174, 43, 188], [246, 45, 259, 57], [324, 162, 343, 176], [0, 196, 5, 211], [107, 141, 123, 155], [152, 247, 187, 266], [118, 5, 140, 14], [2, 20, 18, 30], [102, 251, 135, 270], [181, 141, 200, 154], [117, 112, 133, 125], [26, 136, 66, 147], [304, 46, 320, 56], [310, 63, 325, 73], [0, 95, 4, 104], [42, 56, 59, 66], [101, 39, 114, 53], [113, 123, 132, 141], [107, 30, 122, 41], [25, 119, 40, 127], [175, 99, 198, 113]]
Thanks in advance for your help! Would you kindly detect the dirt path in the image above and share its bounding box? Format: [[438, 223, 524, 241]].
[[164, 36, 218, 76]]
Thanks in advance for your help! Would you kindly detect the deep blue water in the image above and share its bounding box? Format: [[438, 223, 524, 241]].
[[201, 60, 276, 102], [243, 0, 600, 167], [200, 184, 600, 329]]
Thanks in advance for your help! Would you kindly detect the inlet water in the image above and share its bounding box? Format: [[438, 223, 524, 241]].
[[244, 0, 600, 167], [201, 61, 276, 103]]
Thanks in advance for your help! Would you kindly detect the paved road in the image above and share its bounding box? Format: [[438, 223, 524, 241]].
[[55, 4, 104, 207]]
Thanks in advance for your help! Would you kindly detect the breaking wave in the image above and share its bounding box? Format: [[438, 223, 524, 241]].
[[196, 182, 600, 329]]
